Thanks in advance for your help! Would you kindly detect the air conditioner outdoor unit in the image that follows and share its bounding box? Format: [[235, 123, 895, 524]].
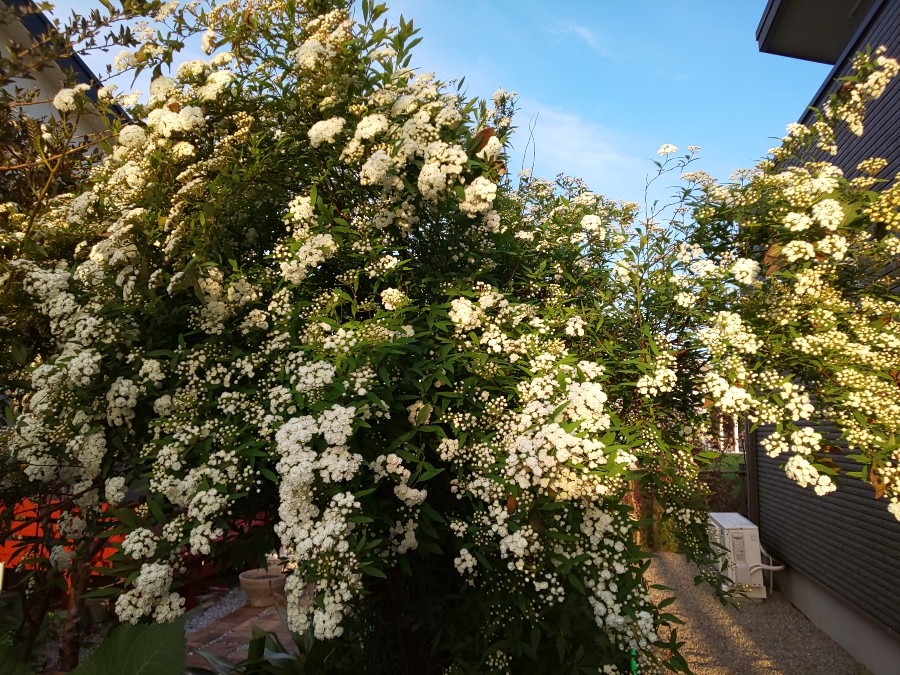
[[708, 512, 766, 599]]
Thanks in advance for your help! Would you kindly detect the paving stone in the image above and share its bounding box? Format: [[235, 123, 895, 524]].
[[185, 600, 300, 670]]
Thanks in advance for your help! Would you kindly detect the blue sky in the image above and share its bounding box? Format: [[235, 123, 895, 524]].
[[52, 0, 833, 203], [381, 1, 832, 202]]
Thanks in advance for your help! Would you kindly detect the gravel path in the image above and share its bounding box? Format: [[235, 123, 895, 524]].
[[185, 588, 247, 634], [647, 553, 869, 675]]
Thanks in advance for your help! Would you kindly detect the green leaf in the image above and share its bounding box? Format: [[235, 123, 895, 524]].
[[360, 564, 387, 579], [109, 508, 139, 529], [418, 467, 445, 482], [72, 617, 186, 675], [567, 573, 586, 595], [146, 498, 164, 522], [82, 586, 120, 599], [191, 650, 234, 674], [0, 644, 33, 675], [657, 596, 676, 610]]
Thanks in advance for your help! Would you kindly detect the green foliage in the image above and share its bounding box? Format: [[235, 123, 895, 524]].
[[0, 644, 33, 675], [71, 616, 186, 675]]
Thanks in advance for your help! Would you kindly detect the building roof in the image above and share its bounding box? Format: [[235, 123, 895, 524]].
[[757, 0, 882, 64], [2, 0, 127, 118]]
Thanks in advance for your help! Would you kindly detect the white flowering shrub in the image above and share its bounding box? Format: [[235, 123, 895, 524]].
[[1, 1, 898, 672], [689, 48, 900, 516]]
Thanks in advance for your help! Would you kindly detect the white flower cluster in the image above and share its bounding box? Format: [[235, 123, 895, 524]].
[[106, 377, 144, 426], [273, 402, 374, 638], [406, 400, 431, 426], [790, 427, 823, 455], [784, 455, 836, 496], [115, 562, 185, 624], [105, 476, 127, 504], [372, 452, 427, 507], [565, 315, 585, 337], [68, 191, 99, 224], [816, 234, 849, 260], [702, 373, 753, 415], [448, 297, 485, 332], [380, 287, 407, 310], [66, 349, 104, 387], [276, 233, 339, 284], [122, 527, 159, 559], [697, 70, 900, 512], [49, 545, 75, 571], [52, 84, 90, 113], [782, 240, 815, 263], [761, 431, 789, 458], [779, 381, 815, 421], [730, 257, 759, 285], [636, 352, 678, 397], [418, 141, 467, 200], [453, 548, 478, 580], [698, 311, 761, 357], [784, 212, 812, 232], [459, 176, 498, 217], [196, 69, 235, 101], [568, 381, 611, 432], [811, 198, 844, 230], [580, 214, 605, 236], [296, 39, 335, 70], [57, 512, 87, 539], [146, 105, 205, 138], [359, 149, 393, 186], [308, 117, 346, 148]]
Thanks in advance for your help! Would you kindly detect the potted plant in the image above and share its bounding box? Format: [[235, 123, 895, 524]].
[[238, 553, 287, 607]]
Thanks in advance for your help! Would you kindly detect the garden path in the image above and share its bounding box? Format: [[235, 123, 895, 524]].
[[185, 605, 297, 670], [647, 553, 869, 675]]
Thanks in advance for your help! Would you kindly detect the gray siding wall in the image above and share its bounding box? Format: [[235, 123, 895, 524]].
[[752, 0, 900, 638], [755, 425, 900, 634]]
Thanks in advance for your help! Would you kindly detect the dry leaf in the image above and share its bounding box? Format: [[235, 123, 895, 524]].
[[764, 244, 784, 275], [506, 495, 518, 515]]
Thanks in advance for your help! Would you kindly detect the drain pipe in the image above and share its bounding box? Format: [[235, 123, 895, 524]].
[[751, 544, 785, 595]]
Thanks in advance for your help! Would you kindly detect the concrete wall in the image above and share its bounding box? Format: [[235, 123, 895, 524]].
[[778, 568, 900, 675]]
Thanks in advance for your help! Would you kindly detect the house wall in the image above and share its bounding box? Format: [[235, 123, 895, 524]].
[[753, 422, 900, 675], [750, 4, 900, 673], [0, 2, 112, 137], [754, 424, 900, 626], [776, 567, 900, 675], [797, 0, 900, 178]]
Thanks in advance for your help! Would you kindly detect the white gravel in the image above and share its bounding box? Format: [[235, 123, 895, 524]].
[[184, 589, 247, 635], [647, 553, 869, 675]]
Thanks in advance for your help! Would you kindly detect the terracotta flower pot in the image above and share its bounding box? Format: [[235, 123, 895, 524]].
[[239, 568, 286, 607]]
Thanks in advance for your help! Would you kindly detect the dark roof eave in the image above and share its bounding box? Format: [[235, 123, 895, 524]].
[[756, 0, 882, 65]]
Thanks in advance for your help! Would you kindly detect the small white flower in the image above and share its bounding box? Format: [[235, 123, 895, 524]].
[[380, 287, 407, 310]]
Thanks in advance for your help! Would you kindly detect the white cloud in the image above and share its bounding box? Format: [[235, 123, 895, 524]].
[[508, 99, 648, 203], [550, 21, 608, 56]]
